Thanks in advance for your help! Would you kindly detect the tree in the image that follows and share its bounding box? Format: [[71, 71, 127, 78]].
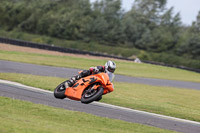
[[192, 11, 200, 33], [91, 0, 125, 44], [122, 0, 181, 52], [133, 0, 167, 24], [0, 1, 32, 30], [177, 11, 200, 59]]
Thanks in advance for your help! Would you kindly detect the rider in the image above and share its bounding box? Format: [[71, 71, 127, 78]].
[[66, 60, 116, 87]]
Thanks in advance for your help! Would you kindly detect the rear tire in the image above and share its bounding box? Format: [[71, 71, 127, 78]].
[[81, 86, 104, 104], [54, 81, 67, 99]]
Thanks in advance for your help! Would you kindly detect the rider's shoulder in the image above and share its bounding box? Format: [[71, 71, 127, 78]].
[[97, 66, 105, 71]]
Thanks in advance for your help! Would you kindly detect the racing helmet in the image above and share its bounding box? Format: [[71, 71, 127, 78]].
[[105, 60, 116, 73]]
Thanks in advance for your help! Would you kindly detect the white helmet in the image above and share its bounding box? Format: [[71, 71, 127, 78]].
[[105, 60, 116, 73]]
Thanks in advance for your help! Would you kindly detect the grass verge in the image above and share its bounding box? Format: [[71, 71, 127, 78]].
[[1, 73, 200, 122], [0, 97, 175, 133], [0, 50, 200, 82]]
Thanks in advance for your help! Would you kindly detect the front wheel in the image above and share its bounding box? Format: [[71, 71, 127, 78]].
[[81, 86, 104, 104], [54, 81, 67, 99]]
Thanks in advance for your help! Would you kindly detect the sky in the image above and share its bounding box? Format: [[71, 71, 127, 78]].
[[90, 0, 200, 25]]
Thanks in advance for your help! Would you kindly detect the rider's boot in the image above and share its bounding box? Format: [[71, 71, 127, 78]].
[[65, 80, 74, 87], [65, 75, 81, 87]]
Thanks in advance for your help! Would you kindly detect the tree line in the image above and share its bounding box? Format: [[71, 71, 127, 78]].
[[0, 0, 200, 65]]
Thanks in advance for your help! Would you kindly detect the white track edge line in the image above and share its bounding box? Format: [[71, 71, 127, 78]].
[[0, 79, 200, 125]]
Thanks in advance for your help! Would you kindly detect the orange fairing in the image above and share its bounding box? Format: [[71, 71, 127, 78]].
[[64, 72, 114, 100], [104, 81, 114, 94]]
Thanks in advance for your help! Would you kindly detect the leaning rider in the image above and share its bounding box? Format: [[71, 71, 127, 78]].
[[66, 60, 116, 87]]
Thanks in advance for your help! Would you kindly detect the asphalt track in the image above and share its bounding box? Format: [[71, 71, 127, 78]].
[[1, 60, 200, 90], [0, 80, 200, 133]]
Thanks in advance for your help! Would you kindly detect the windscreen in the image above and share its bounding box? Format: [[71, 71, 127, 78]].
[[107, 71, 115, 82]]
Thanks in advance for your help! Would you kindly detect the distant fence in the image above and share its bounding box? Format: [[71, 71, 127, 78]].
[[0, 36, 200, 73]]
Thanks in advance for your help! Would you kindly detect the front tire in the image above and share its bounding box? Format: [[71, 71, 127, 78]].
[[54, 81, 67, 99], [81, 86, 104, 104]]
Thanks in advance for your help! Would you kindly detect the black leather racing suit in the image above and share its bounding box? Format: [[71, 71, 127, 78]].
[[68, 66, 105, 87]]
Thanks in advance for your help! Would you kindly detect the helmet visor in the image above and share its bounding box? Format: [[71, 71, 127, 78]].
[[108, 66, 115, 73]]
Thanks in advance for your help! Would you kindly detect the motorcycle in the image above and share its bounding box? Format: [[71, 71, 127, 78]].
[[54, 71, 114, 104]]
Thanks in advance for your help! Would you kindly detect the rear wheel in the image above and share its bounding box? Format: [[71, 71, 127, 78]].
[[81, 85, 104, 104], [54, 81, 67, 99]]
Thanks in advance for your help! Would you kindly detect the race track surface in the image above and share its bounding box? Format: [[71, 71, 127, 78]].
[[1, 81, 200, 133], [1, 60, 200, 90]]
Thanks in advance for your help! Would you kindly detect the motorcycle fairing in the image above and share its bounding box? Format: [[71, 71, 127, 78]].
[[64, 73, 109, 101]]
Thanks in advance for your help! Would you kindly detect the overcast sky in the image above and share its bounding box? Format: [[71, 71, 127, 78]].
[[90, 0, 200, 25]]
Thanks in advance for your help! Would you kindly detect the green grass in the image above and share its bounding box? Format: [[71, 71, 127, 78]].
[[1, 73, 200, 122], [0, 50, 200, 82], [103, 82, 200, 122], [0, 97, 175, 133]]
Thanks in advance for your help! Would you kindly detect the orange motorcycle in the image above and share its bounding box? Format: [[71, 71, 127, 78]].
[[54, 71, 114, 104]]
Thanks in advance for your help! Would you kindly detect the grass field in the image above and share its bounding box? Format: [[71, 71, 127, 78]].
[[1, 73, 200, 122], [0, 50, 200, 82], [0, 97, 175, 133]]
